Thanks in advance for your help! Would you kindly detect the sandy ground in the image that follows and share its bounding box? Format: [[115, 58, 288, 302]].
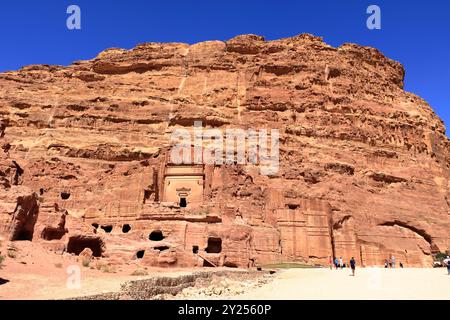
[[0, 255, 201, 300], [1, 242, 449, 300], [234, 267, 450, 300]]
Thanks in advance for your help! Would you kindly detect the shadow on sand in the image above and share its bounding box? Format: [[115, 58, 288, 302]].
[[0, 278, 10, 285]]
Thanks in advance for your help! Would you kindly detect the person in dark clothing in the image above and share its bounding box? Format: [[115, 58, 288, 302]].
[[399, 262, 404, 268], [350, 257, 356, 276]]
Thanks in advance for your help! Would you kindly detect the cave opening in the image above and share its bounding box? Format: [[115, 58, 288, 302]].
[[10, 197, 39, 241], [143, 189, 151, 204], [149, 230, 164, 241], [205, 237, 222, 253], [224, 262, 238, 268], [378, 221, 433, 244], [67, 236, 103, 257], [203, 259, 215, 267], [122, 224, 131, 233], [192, 245, 199, 254], [11, 217, 37, 241], [61, 192, 71, 200], [136, 250, 145, 259], [12, 229, 34, 241], [179, 197, 187, 208], [101, 225, 113, 233], [154, 246, 169, 251], [41, 227, 66, 241]]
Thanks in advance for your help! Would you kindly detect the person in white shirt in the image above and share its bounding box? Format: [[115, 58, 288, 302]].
[[444, 256, 450, 275]]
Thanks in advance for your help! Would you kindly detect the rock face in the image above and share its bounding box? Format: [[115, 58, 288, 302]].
[[0, 34, 449, 268]]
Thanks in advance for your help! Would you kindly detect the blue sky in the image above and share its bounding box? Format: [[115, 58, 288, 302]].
[[0, 1, 449, 132]]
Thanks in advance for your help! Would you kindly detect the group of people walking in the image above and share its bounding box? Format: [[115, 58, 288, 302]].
[[384, 256, 403, 268], [329, 256, 357, 276], [327, 254, 450, 276]]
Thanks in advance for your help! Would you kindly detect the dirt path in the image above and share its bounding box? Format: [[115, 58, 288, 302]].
[[233, 268, 450, 300]]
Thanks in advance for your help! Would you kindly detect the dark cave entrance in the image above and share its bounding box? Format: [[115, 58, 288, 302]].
[[12, 228, 34, 241], [192, 245, 199, 254], [136, 250, 145, 259], [154, 246, 169, 252], [149, 230, 164, 241], [41, 227, 66, 241], [67, 236, 104, 257], [224, 262, 238, 268], [101, 225, 113, 233], [11, 216, 38, 241], [179, 197, 187, 208], [60, 192, 71, 200], [203, 259, 215, 267], [148, 230, 164, 241], [9, 195, 39, 242], [205, 237, 222, 253], [122, 224, 131, 233]]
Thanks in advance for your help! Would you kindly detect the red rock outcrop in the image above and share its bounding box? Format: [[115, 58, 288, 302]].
[[0, 34, 449, 267]]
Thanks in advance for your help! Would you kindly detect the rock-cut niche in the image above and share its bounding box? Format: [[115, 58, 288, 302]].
[[161, 164, 205, 208]]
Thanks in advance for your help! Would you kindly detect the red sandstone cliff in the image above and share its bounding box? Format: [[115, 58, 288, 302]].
[[0, 34, 449, 267]]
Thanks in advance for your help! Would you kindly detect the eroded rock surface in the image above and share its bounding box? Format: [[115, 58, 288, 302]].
[[0, 34, 449, 267]]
